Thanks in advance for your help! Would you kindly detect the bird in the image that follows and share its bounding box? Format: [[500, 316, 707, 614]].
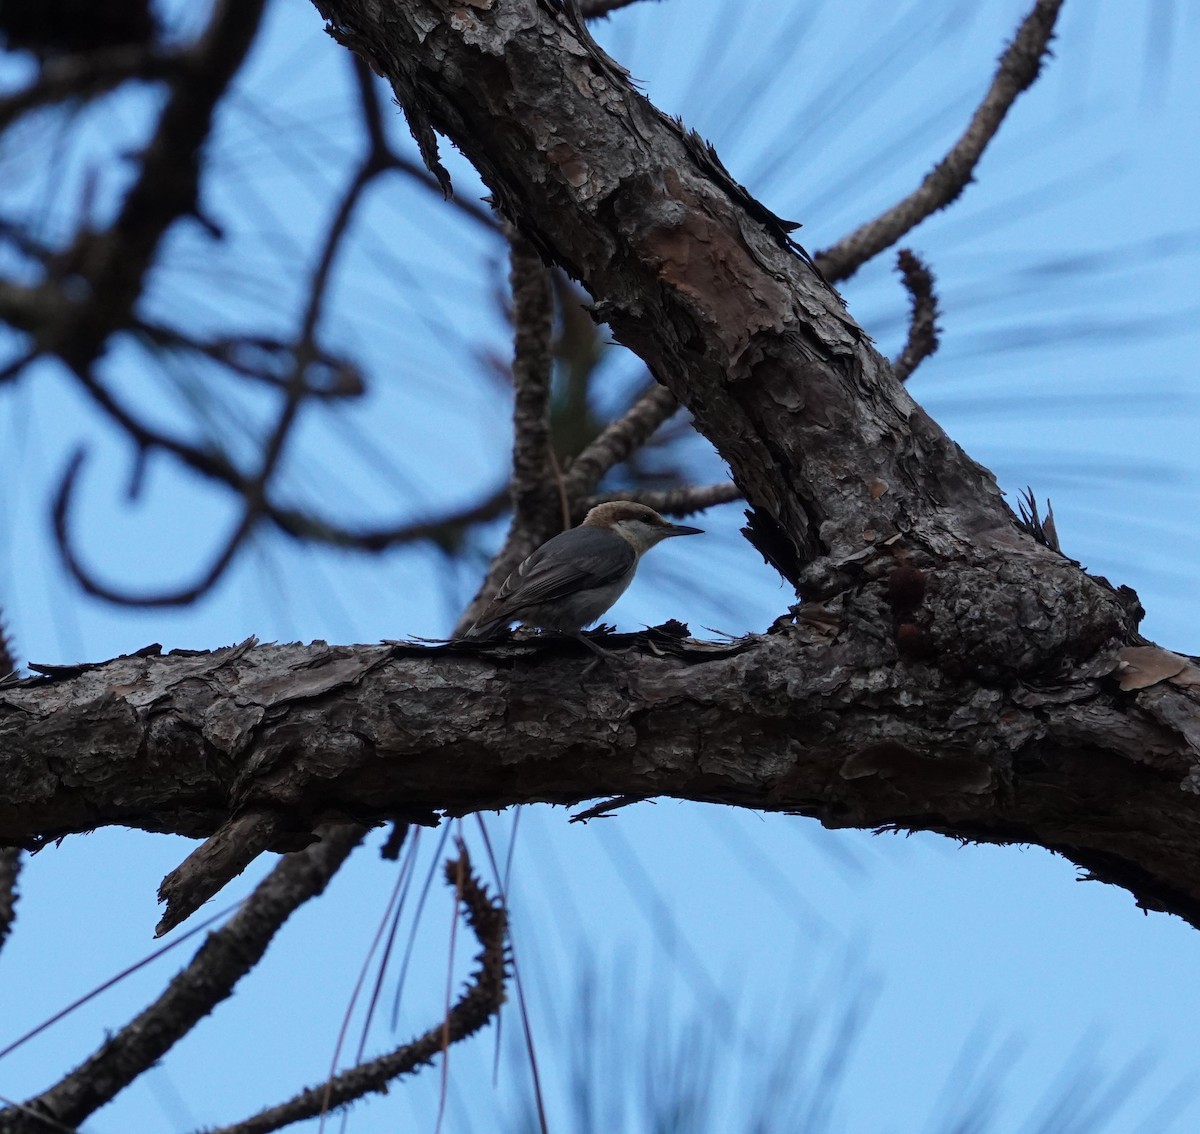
[[463, 501, 703, 650]]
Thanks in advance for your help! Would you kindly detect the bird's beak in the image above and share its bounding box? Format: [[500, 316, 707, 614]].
[[665, 523, 703, 537]]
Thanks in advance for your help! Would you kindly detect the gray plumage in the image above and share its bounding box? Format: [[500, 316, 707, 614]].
[[464, 502, 702, 639]]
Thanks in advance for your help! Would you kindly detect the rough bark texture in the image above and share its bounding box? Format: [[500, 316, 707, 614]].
[[2, 0, 1199, 936], [4, 628, 1200, 926]]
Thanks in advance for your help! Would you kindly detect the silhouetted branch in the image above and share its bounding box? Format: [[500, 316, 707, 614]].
[[814, 0, 1063, 283], [0, 848, 19, 957], [57, 0, 269, 371], [155, 810, 295, 938], [202, 843, 507, 1134], [890, 249, 941, 383], [131, 321, 365, 399], [0, 827, 363, 1134]]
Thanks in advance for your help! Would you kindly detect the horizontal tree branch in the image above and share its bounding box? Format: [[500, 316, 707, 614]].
[[3, 630, 1200, 928]]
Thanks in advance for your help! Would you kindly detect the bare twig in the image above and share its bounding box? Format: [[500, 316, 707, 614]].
[[0, 827, 363, 1134], [201, 843, 507, 1134], [569, 794, 649, 822], [814, 0, 1064, 283], [577, 481, 742, 522], [890, 249, 941, 383], [0, 848, 20, 957]]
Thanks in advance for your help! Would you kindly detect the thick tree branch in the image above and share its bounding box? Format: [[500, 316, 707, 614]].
[[814, 0, 1065, 283], [7, 627, 1200, 929], [0, 826, 362, 1134]]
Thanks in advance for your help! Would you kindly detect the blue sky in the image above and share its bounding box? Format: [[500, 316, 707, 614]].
[[2, 0, 1200, 1130]]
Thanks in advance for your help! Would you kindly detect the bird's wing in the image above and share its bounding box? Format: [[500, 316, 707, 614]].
[[477, 528, 636, 622]]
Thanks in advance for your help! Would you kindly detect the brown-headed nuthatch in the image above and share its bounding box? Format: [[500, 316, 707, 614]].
[[464, 502, 703, 642]]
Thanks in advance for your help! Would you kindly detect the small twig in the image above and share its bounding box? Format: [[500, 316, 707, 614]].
[[569, 795, 650, 823], [200, 843, 507, 1134], [890, 249, 941, 383], [0, 827, 363, 1134], [814, 0, 1064, 283]]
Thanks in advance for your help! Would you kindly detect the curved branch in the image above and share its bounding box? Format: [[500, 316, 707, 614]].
[[890, 249, 941, 383], [0, 826, 362, 1134], [814, 0, 1064, 284], [52, 448, 256, 607], [202, 843, 507, 1134]]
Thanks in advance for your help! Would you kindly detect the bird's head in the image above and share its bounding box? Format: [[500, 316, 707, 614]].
[[581, 501, 703, 555]]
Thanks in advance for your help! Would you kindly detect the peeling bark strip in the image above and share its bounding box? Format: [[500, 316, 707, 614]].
[[5, 633, 1200, 927], [310, 0, 1128, 680]]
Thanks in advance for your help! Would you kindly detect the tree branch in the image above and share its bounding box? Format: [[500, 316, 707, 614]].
[[0, 826, 363, 1134], [9, 623, 1200, 931], [0, 46, 183, 131], [200, 843, 506, 1134], [890, 249, 941, 383], [814, 0, 1064, 283]]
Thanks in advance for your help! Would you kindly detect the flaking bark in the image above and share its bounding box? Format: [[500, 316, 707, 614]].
[[4, 626, 1200, 927]]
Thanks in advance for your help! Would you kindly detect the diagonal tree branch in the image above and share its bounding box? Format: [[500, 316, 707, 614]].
[[200, 843, 507, 1134], [814, 0, 1064, 283], [0, 825, 363, 1134]]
